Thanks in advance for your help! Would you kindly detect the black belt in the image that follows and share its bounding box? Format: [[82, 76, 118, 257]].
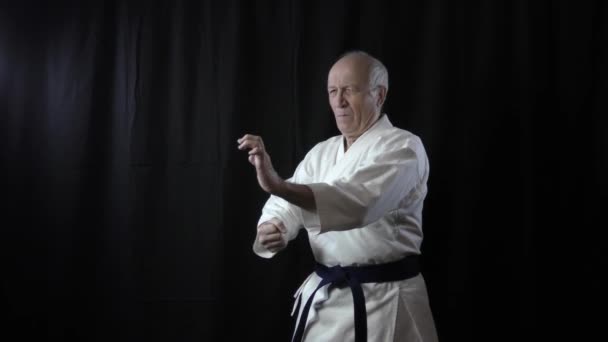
[[292, 255, 420, 342]]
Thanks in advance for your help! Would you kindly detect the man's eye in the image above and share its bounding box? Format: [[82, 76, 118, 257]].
[[328, 89, 337, 95]]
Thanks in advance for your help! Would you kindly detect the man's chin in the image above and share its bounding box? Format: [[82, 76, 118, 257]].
[[335, 117, 353, 127], [336, 124, 354, 136]]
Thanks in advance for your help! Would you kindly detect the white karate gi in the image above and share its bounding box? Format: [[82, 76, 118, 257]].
[[253, 115, 438, 342]]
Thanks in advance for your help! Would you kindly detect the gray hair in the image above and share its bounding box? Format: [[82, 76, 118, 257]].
[[338, 50, 389, 92]]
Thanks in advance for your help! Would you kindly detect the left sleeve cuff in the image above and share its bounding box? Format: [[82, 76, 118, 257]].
[[300, 183, 332, 233]]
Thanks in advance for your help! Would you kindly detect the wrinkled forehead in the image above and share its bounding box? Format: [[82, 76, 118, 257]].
[[327, 58, 371, 87]]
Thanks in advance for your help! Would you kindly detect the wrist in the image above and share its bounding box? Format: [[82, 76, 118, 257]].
[[271, 179, 288, 196]]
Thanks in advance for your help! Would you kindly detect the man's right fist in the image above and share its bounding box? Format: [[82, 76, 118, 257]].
[[257, 218, 287, 253]]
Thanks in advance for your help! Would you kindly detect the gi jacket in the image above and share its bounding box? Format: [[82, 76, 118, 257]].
[[254, 115, 438, 342]]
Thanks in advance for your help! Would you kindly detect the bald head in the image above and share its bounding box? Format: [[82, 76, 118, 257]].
[[334, 51, 389, 94], [327, 51, 389, 147]]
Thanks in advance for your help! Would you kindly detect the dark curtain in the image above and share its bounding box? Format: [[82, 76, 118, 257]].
[[1, 1, 606, 341]]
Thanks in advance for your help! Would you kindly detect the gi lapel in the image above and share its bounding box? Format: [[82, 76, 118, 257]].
[[322, 114, 393, 182]]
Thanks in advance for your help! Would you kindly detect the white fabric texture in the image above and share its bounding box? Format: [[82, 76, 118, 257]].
[[253, 115, 438, 341]]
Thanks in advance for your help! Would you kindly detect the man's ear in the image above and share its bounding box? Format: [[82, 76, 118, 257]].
[[376, 86, 387, 108]]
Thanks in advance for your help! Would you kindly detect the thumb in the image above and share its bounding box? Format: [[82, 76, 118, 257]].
[[269, 218, 287, 234], [276, 221, 287, 234]]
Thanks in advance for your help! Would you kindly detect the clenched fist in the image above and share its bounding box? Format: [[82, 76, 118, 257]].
[[257, 218, 287, 253]]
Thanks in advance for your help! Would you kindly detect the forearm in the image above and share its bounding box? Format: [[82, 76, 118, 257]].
[[272, 181, 316, 212]]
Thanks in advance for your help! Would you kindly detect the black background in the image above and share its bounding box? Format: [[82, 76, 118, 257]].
[[1, 1, 606, 341]]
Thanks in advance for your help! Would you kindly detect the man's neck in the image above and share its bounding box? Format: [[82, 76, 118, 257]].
[[344, 136, 355, 151], [343, 113, 382, 151]]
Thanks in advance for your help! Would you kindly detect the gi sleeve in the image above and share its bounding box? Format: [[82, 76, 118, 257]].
[[252, 149, 316, 258], [252, 192, 303, 258], [300, 135, 428, 233]]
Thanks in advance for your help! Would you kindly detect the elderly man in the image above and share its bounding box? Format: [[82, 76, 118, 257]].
[[238, 51, 438, 342]]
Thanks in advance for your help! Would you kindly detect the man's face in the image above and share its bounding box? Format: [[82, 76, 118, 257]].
[[327, 57, 380, 139]]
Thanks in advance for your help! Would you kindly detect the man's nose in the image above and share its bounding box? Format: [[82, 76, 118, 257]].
[[336, 92, 347, 107]]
